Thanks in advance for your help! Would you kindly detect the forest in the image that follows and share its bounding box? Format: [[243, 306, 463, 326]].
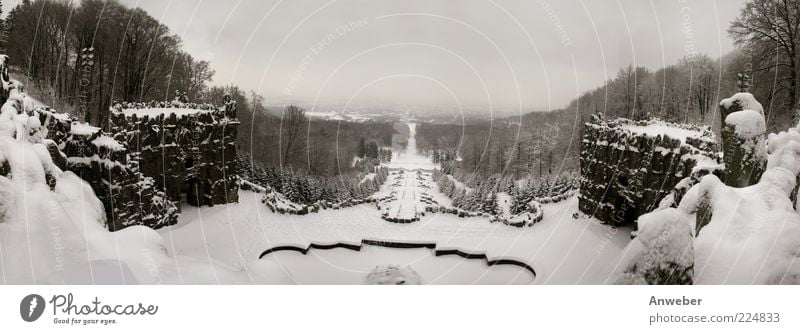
[[3, 0, 798, 184], [418, 1, 800, 187], [0, 0, 397, 178]]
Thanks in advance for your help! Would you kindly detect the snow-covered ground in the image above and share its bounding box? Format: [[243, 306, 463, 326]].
[[262, 245, 535, 284], [378, 170, 451, 221], [384, 172, 420, 220], [160, 121, 631, 284], [162, 190, 630, 284], [620, 124, 705, 143], [2, 109, 628, 284], [387, 123, 436, 171]]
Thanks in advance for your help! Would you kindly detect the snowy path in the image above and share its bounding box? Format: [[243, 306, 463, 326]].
[[386, 122, 435, 171]]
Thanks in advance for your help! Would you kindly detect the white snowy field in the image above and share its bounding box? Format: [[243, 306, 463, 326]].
[[387, 122, 437, 171], [261, 245, 535, 284], [160, 189, 631, 284]]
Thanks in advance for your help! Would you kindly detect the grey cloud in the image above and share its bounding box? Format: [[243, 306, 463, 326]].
[[119, 0, 745, 112]]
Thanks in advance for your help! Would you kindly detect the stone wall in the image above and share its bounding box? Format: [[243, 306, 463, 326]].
[[108, 99, 239, 207], [37, 108, 178, 231], [579, 116, 718, 227]]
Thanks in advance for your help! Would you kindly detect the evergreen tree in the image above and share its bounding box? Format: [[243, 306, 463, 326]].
[[357, 137, 367, 158]]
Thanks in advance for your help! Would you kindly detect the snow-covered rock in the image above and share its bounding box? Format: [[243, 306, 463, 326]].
[[617, 122, 800, 284], [616, 208, 694, 284], [365, 265, 421, 285], [720, 92, 764, 116], [720, 94, 768, 188]]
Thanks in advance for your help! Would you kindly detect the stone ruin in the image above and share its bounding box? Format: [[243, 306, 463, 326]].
[[38, 110, 178, 231], [579, 117, 719, 227], [30, 97, 240, 231], [1, 53, 240, 231], [109, 99, 240, 208]]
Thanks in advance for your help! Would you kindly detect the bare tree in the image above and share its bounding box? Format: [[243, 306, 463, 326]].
[[730, 0, 800, 124], [281, 105, 306, 167]]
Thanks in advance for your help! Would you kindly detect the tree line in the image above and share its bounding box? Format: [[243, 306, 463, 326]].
[[236, 155, 389, 206], [418, 0, 800, 183], [0, 0, 398, 178], [2, 0, 214, 127], [432, 169, 578, 217]]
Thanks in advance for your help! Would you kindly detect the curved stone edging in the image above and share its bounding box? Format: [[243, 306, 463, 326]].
[[258, 239, 536, 278]]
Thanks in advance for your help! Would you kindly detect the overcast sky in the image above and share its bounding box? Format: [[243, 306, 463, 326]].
[[116, 0, 746, 112]]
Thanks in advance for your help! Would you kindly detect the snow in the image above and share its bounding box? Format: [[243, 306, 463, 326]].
[[497, 192, 512, 217], [720, 92, 764, 115], [365, 265, 422, 285], [382, 172, 422, 220], [359, 172, 375, 185], [0, 104, 284, 284], [725, 110, 766, 138], [92, 135, 125, 151], [620, 124, 705, 144], [119, 108, 210, 119], [67, 155, 126, 169], [306, 110, 346, 121], [692, 175, 800, 284], [1, 115, 630, 284], [614, 208, 694, 284], [70, 122, 100, 136], [447, 174, 472, 193], [387, 123, 437, 171], [161, 189, 630, 284], [264, 246, 532, 284], [688, 153, 724, 175], [617, 121, 800, 284]]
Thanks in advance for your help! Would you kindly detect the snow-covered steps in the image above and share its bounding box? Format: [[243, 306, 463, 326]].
[[378, 171, 424, 223], [259, 238, 536, 284]]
